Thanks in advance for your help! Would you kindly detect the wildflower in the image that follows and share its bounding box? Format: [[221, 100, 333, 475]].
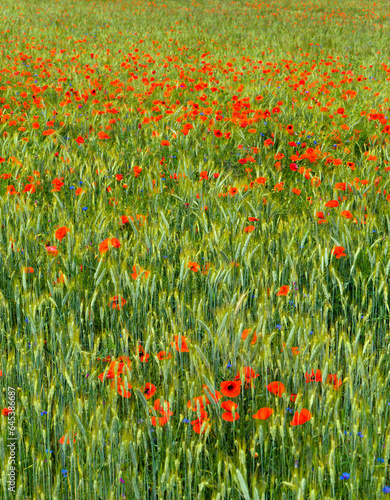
[[171, 335, 189, 352], [109, 296, 127, 310], [220, 380, 242, 398], [46, 245, 58, 256], [276, 285, 290, 296], [305, 369, 322, 383], [188, 262, 199, 272], [156, 351, 173, 361], [291, 409, 312, 426], [332, 246, 346, 259], [221, 401, 239, 422], [252, 408, 274, 420], [131, 265, 150, 280], [339, 473, 350, 480], [142, 383, 156, 400], [55, 227, 70, 242], [59, 432, 77, 445], [234, 367, 259, 386], [2, 408, 12, 416], [267, 381, 286, 397]]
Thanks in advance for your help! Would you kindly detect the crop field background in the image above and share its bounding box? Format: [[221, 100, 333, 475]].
[[1, 0, 390, 498]]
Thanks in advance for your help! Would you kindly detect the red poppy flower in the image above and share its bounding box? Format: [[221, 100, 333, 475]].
[[2, 408, 12, 416], [305, 369, 322, 383], [325, 200, 339, 208], [143, 383, 156, 400], [244, 225, 255, 233], [290, 394, 297, 403], [156, 351, 172, 360], [221, 401, 239, 422], [241, 329, 257, 345], [187, 395, 209, 411], [332, 246, 346, 259], [98, 131, 110, 139], [234, 367, 259, 385], [112, 377, 132, 398], [59, 432, 77, 445], [23, 267, 34, 274], [109, 296, 126, 310], [46, 245, 58, 256], [220, 380, 241, 398], [252, 407, 274, 420], [276, 285, 290, 296], [188, 261, 199, 272], [267, 381, 286, 397], [55, 226, 70, 242], [191, 409, 210, 434], [131, 265, 150, 280], [290, 409, 311, 426], [341, 210, 353, 220], [326, 374, 343, 390], [76, 136, 85, 145], [171, 335, 189, 352], [161, 140, 170, 146], [202, 385, 223, 403], [134, 165, 142, 177], [137, 345, 149, 363]]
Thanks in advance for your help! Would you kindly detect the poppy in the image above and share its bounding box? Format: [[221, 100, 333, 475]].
[[276, 285, 290, 296], [191, 410, 210, 434], [55, 226, 70, 242], [199, 170, 208, 180], [244, 225, 255, 233], [156, 351, 172, 361], [112, 377, 132, 398], [131, 265, 150, 280], [98, 131, 110, 140], [290, 394, 298, 403], [326, 374, 343, 390], [325, 200, 339, 208], [2, 408, 12, 416], [234, 367, 259, 385], [187, 395, 209, 411], [109, 296, 126, 310], [161, 140, 170, 146], [23, 267, 34, 274], [248, 217, 259, 222], [188, 262, 199, 272], [221, 401, 239, 422], [267, 381, 286, 397], [171, 335, 189, 352], [76, 136, 84, 145], [220, 380, 241, 398], [332, 246, 346, 258], [305, 369, 322, 383], [152, 399, 173, 417], [290, 409, 312, 426], [142, 383, 156, 400], [241, 329, 257, 345], [134, 165, 142, 177], [202, 385, 223, 403], [137, 345, 149, 363], [252, 407, 274, 420], [59, 432, 76, 445], [46, 245, 58, 256]]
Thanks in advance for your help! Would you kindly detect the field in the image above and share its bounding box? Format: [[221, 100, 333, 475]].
[[1, 0, 390, 498]]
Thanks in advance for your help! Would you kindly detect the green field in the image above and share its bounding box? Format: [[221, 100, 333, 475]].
[[1, 0, 390, 498]]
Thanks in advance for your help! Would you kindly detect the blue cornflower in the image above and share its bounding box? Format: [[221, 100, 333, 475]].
[[70, 186, 75, 190], [41, 411, 47, 416], [182, 419, 190, 424], [377, 458, 385, 463], [226, 363, 232, 369], [358, 432, 364, 438], [340, 473, 350, 480], [45, 449, 53, 453], [61, 469, 68, 477], [276, 325, 282, 330], [82, 207, 88, 211], [383, 486, 390, 494]]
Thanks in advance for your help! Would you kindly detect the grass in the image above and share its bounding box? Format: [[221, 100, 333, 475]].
[[1, 0, 390, 498]]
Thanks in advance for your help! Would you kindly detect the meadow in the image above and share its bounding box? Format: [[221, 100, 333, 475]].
[[1, 0, 390, 498]]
